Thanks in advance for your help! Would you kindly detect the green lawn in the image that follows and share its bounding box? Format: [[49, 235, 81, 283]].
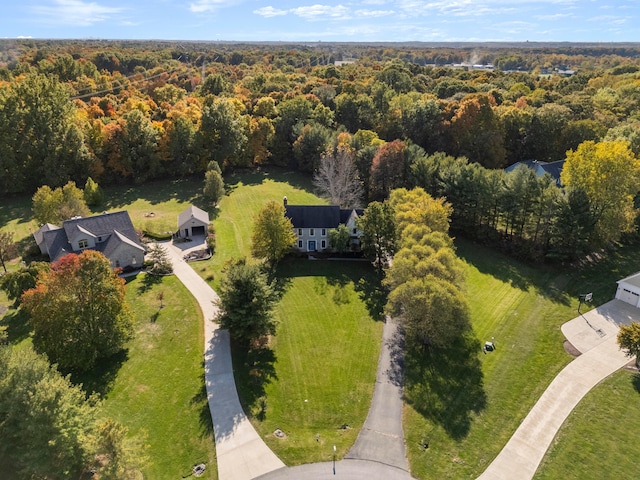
[[98, 274, 217, 479], [101, 177, 207, 236], [191, 169, 324, 289], [233, 259, 384, 465], [194, 169, 384, 465], [534, 369, 640, 479], [404, 239, 640, 480], [5, 174, 640, 478]]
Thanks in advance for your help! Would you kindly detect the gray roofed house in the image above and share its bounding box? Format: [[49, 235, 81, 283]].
[[177, 205, 210, 238], [283, 196, 364, 253], [34, 211, 145, 270], [505, 159, 565, 185]]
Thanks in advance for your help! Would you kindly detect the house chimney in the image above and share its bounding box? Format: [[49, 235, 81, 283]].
[[283, 196, 288, 207]]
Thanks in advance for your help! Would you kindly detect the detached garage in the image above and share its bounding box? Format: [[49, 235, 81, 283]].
[[616, 272, 640, 308], [177, 205, 210, 238]]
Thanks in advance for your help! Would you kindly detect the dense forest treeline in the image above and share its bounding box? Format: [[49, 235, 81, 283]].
[[1, 40, 640, 261]]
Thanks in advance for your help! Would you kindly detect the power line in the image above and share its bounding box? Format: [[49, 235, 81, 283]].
[[69, 66, 193, 100]]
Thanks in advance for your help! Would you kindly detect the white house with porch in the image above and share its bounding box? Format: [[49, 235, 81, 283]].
[[177, 205, 210, 238]]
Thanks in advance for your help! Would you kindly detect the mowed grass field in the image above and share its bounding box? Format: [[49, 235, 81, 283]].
[[194, 169, 324, 289], [404, 239, 640, 480], [4, 173, 640, 478], [234, 259, 383, 464], [534, 369, 640, 479], [198, 169, 383, 464], [89, 274, 217, 479]]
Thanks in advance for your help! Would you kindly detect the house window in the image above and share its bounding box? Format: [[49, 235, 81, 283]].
[[98, 236, 102, 242], [321, 228, 326, 236], [115, 260, 121, 268], [321, 240, 326, 249], [298, 240, 303, 249], [310, 228, 315, 236], [78, 239, 89, 249], [298, 228, 302, 236], [132, 257, 137, 265], [353, 228, 357, 234]]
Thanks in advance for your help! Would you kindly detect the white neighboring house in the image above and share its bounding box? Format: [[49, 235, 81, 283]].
[[616, 272, 640, 308], [33, 211, 145, 270], [177, 205, 210, 238], [283, 197, 363, 253]]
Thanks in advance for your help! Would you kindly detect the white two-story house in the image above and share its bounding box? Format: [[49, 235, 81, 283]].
[[283, 197, 363, 253]]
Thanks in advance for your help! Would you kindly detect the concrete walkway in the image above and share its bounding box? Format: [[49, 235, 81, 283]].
[[161, 242, 285, 480], [477, 299, 639, 480]]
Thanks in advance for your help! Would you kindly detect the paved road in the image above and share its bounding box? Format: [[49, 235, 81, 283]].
[[256, 317, 414, 480], [255, 459, 412, 480], [345, 318, 410, 473], [477, 299, 639, 480], [161, 242, 285, 480]]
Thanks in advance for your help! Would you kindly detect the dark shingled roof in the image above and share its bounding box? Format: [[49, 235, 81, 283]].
[[285, 205, 341, 229]]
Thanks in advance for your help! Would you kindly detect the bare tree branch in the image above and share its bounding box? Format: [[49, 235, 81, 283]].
[[313, 149, 364, 209]]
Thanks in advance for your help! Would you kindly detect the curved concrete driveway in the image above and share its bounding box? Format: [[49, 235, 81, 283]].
[[477, 299, 639, 480], [161, 242, 285, 480]]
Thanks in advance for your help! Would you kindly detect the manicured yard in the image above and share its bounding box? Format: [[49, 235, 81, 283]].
[[191, 169, 324, 289], [101, 177, 207, 236], [233, 259, 383, 465], [98, 274, 217, 479], [404, 239, 640, 479], [5, 173, 640, 478], [198, 169, 384, 465], [534, 369, 640, 479]]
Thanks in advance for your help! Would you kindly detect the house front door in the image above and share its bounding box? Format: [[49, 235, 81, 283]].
[[308, 240, 316, 251]]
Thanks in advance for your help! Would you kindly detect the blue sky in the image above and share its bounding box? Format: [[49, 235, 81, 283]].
[[2, 0, 639, 42]]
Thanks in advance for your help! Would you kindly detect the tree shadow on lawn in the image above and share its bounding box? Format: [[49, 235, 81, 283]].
[[136, 271, 163, 294], [224, 167, 315, 195], [231, 342, 278, 422], [631, 373, 640, 394], [0, 194, 33, 229], [191, 368, 214, 438], [455, 238, 571, 306], [70, 349, 129, 398], [403, 332, 487, 441], [276, 257, 387, 321], [0, 307, 31, 344], [102, 177, 205, 210]]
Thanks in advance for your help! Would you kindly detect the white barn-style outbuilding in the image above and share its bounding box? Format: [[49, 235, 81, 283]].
[[177, 205, 210, 238], [616, 272, 640, 307]]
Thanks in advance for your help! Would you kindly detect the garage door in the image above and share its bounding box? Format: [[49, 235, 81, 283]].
[[619, 288, 640, 306], [191, 225, 206, 236]]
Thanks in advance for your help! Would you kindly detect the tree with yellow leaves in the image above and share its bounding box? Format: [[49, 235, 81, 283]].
[[561, 140, 640, 247]]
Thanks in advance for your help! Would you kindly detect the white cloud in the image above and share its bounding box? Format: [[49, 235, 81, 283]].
[[253, 6, 288, 18], [189, 0, 240, 13], [354, 9, 395, 17], [535, 13, 572, 20], [32, 0, 125, 26], [588, 15, 628, 25], [290, 4, 351, 21]]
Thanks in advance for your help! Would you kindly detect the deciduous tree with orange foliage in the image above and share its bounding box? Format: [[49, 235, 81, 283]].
[[21, 250, 133, 372], [369, 139, 407, 200]]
